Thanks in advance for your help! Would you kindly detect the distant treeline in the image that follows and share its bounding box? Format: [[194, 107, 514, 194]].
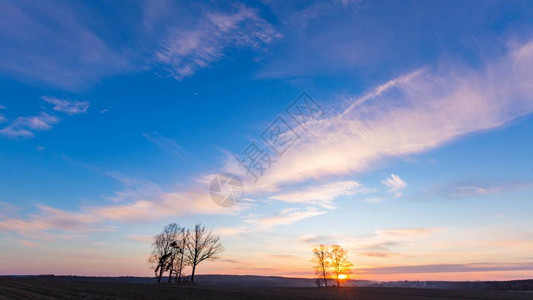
[[367, 279, 533, 291], [7, 275, 532, 291]]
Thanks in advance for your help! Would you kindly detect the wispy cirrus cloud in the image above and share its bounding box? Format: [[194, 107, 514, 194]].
[[299, 227, 442, 249], [142, 131, 183, 157], [154, 4, 280, 80], [364, 197, 385, 204], [0, 0, 129, 89], [376, 228, 439, 238], [0, 157, 246, 235], [0, 97, 89, 138], [0, 112, 59, 138], [128, 234, 154, 244], [93, 189, 241, 223], [0, 186, 244, 239], [381, 174, 407, 198], [266, 0, 361, 31], [222, 39, 533, 193], [0, 204, 112, 238], [0, 105, 6, 123], [0, 201, 19, 218], [1, 1, 280, 89], [245, 207, 326, 230], [215, 226, 249, 237], [0, 160, 240, 237], [433, 179, 533, 198], [360, 262, 533, 274], [268, 180, 368, 209], [359, 251, 405, 258], [41, 96, 89, 115]]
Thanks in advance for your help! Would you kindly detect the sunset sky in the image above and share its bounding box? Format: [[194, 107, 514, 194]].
[[1, 0, 532, 281]]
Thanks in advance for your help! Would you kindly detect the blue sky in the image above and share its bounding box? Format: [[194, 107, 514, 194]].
[[1, 0, 533, 280]]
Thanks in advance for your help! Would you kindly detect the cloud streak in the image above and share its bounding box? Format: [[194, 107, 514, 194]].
[[0, 176, 247, 239], [0, 112, 59, 138], [433, 179, 533, 198], [224, 39, 533, 193], [0, 0, 129, 89], [0, 97, 89, 138], [245, 207, 326, 230], [154, 4, 280, 80], [361, 262, 533, 274], [41, 96, 89, 115], [142, 131, 183, 157], [268, 180, 367, 209], [381, 174, 407, 198]]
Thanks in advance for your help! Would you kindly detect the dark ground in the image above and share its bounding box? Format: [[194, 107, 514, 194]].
[[1, 277, 533, 299]]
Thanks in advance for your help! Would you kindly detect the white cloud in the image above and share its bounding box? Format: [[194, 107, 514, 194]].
[[0, 184, 246, 239], [365, 197, 384, 204], [0, 204, 112, 237], [0, 112, 59, 138], [434, 179, 533, 198], [13, 113, 58, 131], [0, 96, 89, 139], [245, 207, 326, 230], [298, 227, 442, 254], [0, 104, 6, 122], [453, 185, 501, 197], [128, 234, 153, 244], [215, 226, 248, 237], [376, 228, 440, 238], [381, 174, 407, 198], [42, 96, 89, 115], [93, 189, 239, 223], [381, 174, 407, 191], [221, 39, 533, 194], [155, 4, 280, 80], [269, 180, 367, 209]]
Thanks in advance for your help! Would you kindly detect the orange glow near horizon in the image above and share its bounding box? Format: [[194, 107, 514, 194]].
[[338, 274, 348, 280]]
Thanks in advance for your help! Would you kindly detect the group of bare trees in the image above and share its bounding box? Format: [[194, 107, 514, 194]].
[[312, 244, 354, 288], [149, 223, 223, 283]]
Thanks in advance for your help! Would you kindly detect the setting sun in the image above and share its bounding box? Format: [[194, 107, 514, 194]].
[[338, 274, 348, 280]]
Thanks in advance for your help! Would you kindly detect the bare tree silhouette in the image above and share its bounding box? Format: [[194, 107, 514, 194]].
[[330, 244, 353, 288], [149, 233, 169, 283], [171, 227, 189, 283], [312, 244, 330, 287], [149, 223, 182, 283], [186, 224, 224, 283]]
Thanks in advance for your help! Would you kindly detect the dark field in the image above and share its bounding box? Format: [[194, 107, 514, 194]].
[[1, 277, 533, 300]]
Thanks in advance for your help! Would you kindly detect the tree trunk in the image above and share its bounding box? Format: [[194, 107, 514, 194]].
[[336, 275, 340, 288], [322, 267, 327, 287], [190, 264, 196, 283], [168, 269, 173, 283], [178, 251, 184, 283], [157, 265, 164, 283], [177, 263, 183, 282]]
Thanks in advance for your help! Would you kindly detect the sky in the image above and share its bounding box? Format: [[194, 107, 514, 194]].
[[0, 0, 532, 281]]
